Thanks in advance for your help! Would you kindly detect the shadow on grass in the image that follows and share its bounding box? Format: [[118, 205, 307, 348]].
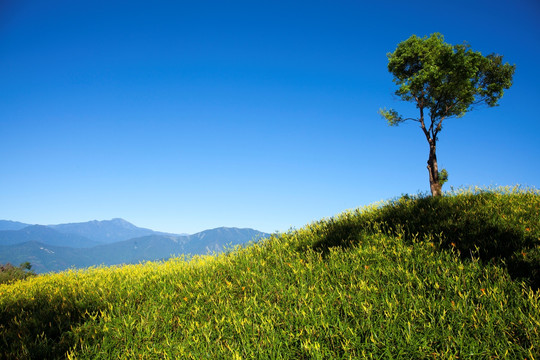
[[0, 292, 102, 360], [310, 192, 539, 290]]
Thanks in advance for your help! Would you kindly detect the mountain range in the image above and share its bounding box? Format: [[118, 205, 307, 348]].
[[0, 219, 269, 273]]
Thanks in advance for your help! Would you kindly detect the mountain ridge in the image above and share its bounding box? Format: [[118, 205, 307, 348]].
[[0, 220, 270, 273], [0, 220, 31, 231], [0, 225, 101, 248], [48, 218, 187, 244]]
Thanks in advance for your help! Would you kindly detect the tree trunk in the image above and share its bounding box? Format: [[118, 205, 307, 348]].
[[427, 142, 442, 196]]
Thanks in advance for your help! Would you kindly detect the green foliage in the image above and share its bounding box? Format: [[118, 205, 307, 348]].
[[378, 107, 403, 126], [438, 169, 449, 187], [0, 262, 36, 285], [383, 33, 515, 123], [0, 187, 539, 359]]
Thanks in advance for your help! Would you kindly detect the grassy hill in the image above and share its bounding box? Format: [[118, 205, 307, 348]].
[[1, 186, 539, 359]]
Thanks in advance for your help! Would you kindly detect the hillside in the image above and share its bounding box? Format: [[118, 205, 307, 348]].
[[0, 187, 539, 359]]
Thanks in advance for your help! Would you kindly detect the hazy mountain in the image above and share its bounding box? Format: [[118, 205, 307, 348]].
[[0, 220, 30, 231], [49, 218, 182, 244], [0, 241, 93, 273], [0, 227, 270, 273], [0, 225, 100, 248], [83, 235, 190, 266], [187, 227, 267, 253], [93, 227, 268, 265]]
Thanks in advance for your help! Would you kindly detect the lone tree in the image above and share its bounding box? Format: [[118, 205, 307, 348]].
[[380, 33, 515, 196]]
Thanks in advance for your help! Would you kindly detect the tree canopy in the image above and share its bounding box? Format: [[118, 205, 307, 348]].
[[380, 33, 515, 196]]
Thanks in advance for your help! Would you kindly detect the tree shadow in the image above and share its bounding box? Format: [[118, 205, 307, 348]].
[[308, 193, 539, 289], [310, 219, 365, 257]]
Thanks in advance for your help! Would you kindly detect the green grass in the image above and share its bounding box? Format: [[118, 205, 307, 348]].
[[1, 186, 539, 359]]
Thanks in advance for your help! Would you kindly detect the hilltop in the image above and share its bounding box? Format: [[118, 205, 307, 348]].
[[0, 186, 539, 359]]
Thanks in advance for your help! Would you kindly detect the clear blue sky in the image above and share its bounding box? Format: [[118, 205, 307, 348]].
[[1, 0, 539, 234]]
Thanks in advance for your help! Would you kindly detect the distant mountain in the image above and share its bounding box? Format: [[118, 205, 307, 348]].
[[0, 241, 93, 273], [49, 218, 182, 244], [0, 227, 270, 273], [187, 227, 267, 253], [0, 225, 100, 248], [0, 220, 30, 231], [83, 235, 190, 267]]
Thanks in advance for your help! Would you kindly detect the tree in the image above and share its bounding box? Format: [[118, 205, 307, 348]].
[[0, 262, 36, 284], [380, 33, 515, 196]]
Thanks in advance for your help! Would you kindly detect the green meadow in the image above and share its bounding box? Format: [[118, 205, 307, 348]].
[[1, 186, 539, 359]]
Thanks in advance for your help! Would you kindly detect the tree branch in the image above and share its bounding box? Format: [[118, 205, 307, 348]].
[[418, 106, 431, 143]]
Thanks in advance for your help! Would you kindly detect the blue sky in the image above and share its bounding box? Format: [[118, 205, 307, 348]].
[[1, 0, 539, 234]]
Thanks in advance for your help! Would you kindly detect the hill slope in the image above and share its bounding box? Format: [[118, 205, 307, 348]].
[[1, 187, 539, 359]]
